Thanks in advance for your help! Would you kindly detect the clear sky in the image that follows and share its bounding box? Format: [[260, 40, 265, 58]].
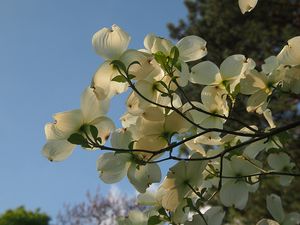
[[0, 0, 187, 221]]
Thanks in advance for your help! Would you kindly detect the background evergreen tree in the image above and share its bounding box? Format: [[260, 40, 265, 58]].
[[168, 1, 300, 224], [0, 206, 50, 225], [168, 0, 300, 65]]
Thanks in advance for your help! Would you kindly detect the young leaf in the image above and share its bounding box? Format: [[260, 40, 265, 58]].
[[111, 75, 127, 83], [96, 137, 102, 145], [154, 51, 167, 66], [81, 142, 91, 148], [89, 125, 98, 140], [160, 93, 169, 97], [156, 80, 168, 90], [68, 133, 86, 145], [158, 207, 168, 217], [148, 215, 161, 225], [127, 74, 136, 80], [174, 61, 182, 71], [110, 60, 126, 72], [128, 141, 135, 150], [186, 198, 197, 211], [170, 46, 179, 65]]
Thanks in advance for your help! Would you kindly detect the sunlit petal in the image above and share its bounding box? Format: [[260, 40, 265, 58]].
[[266, 194, 285, 223], [190, 61, 220, 85], [42, 139, 75, 162], [238, 0, 258, 14], [176, 35, 207, 62], [127, 163, 161, 193], [92, 24, 130, 59]]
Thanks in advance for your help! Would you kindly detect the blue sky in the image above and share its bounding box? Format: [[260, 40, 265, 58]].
[[0, 0, 187, 220]]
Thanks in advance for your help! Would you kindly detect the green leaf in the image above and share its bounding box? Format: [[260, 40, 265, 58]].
[[154, 51, 167, 66], [160, 93, 169, 97], [196, 198, 203, 209], [148, 215, 161, 225], [186, 198, 197, 211], [68, 133, 86, 145], [128, 141, 135, 150], [174, 61, 182, 71], [267, 148, 282, 154], [96, 137, 102, 144], [200, 188, 207, 196], [276, 132, 290, 144], [158, 207, 168, 217], [81, 142, 90, 148], [231, 83, 240, 97], [156, 80, 168, 90], [205, 174, 215, 180], [127, 74, 136, 80], [89, 125, 98, 140], [207, 164, 217, 174], [111, 75, 127, 83], [110, 60, 126, 72], [170, 46, 179, 65], [170, 76, 179, 82]]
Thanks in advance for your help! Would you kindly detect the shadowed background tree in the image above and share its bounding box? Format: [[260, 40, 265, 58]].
[[0, 206, 50, 225], [168, 0, 300, 65], [168, 0, 300, 224]]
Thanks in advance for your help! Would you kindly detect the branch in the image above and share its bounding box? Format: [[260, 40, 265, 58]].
[[149, 120, 300, 162], [173, 79, 260, 133], [125, 73, 263, 138]]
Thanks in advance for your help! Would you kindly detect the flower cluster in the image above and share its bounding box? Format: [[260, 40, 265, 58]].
[[42, 1, 300, 224]]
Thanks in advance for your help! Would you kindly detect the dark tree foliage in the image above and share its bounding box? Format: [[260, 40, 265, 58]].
[[168, 1, 300, 224], [168, 0, 300, 65], [0, 206, 50, 225]]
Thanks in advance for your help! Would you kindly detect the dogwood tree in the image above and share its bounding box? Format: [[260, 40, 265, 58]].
[[42, 1, 300, 224]]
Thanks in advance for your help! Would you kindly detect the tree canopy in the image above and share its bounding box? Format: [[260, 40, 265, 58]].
[[168, 0, 300, 65], [0, 206, 50, 225]]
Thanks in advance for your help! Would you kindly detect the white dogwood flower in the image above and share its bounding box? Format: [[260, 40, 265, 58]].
[[220, 157, 261, 209], [190, 55, 255, 93], [144, 34, 207, 62], [157, 153, 207, 211], [267, 152, 295, 186], [97, 151, 161, 193], [42, 88, 115, 161]]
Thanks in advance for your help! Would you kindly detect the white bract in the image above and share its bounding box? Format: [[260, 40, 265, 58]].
[[277, 36, 300, 66], [256, 194, 300, 225], [92, 24, 131, 60], [238, 0, 258, 14]]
